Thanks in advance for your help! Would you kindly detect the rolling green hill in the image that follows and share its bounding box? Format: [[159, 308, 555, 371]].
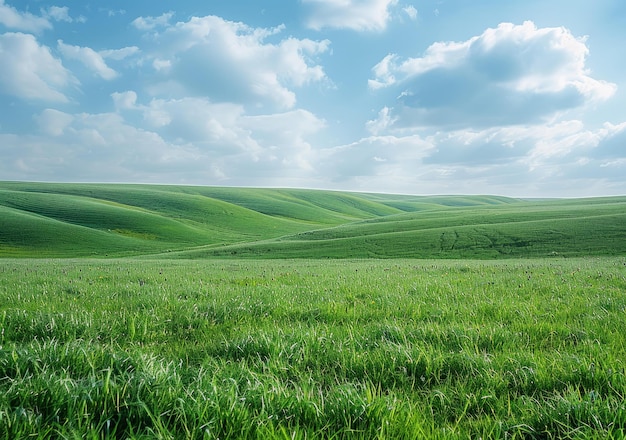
[[171, 197, 626, 259], [1, 181, 624, 258]]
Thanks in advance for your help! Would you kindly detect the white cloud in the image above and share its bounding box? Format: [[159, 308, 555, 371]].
[[111, 91, 138, 110], [1, 96, 329, 185], [100, 8, 126, 17], [0, 0, 51, 32], [525, 120, 626, 168], [0, 112, 206, 183], [100, 46, 140, 61], [368, 54, 399, 90], [370, 21, 617, 130], [594, 122, 626, 159], [366, 107, 396, 135], [423, 124, 569, 168], [145, 15, 329, 109], [303, 0, 399, 31], [45, 6, 71, 22], [57, 40, 118, 80], [140, 98, 257, 151], [35, 108, 74, 136], [129, 97, 325, 172], [413, 120, 626, 176], [304, 114, 626, 196], [152, 58, 171, 72], [132, 12, 174, 31], [0, 32, 76, 102], [318, 134, 434, 185], [43, 6, 85, 23], [403, 5, 417, 20], [241, 109, 327, 170], [3, 94, 625, 195]]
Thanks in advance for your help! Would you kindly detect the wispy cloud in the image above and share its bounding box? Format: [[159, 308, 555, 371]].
[[58, 40, 118, 80], [100, 46, 140, 61], [43, 6, 86, 24], [131, 12, 174, 31], [303, 0, 399, 31], [403, 5, 417, 20]]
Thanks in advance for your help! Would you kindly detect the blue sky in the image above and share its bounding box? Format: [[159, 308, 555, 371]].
[[1, 0, 625, 197]]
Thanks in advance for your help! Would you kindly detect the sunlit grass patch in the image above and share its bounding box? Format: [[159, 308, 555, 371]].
[[1, 257, 625, 438]]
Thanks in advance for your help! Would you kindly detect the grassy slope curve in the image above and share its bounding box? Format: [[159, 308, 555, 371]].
[[2, 181, 623, 259], [0, 183, 318, 257], [3, 182, 501, 257], [174, 197, 626, 259]]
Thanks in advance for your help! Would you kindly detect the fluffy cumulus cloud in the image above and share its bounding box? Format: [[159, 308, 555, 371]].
[[0, 0, 51, 32], [241, 109, 327, 172], [138, 15, 330, 109], [0, 32, 76, 102], [369, 21, 616, 130], [303, 0, 399, 31], [135, 97, 260, 154], [325, 119, 626, 196], [118, 95, 328, 179], [1, 91, 328, 185], [351, 20, 625, 196], [0, 110, 206, 182], [35, 108, 74, 136]]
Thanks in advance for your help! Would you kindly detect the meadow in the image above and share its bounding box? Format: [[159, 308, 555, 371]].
[[1, 182, 626, 438], [1, 257, 626, 439]]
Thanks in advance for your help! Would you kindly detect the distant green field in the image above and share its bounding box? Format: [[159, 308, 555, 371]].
[[192, 198, 626, 259], [2, 182, 626, 438], [1, 182, 625, 259]]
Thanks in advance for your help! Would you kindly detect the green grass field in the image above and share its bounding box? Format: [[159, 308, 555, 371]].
[[1, 258, 626, 438], [1, 182, 626, 438], [1, 182, 625, 259]]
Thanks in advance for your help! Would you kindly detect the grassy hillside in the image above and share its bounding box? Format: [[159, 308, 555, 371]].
[[189, 187, 404, 222], [175, 197, 626, 259], [0, 182, 439, 257], [1, 182, 624, 258], [0, 184, 309, 257]]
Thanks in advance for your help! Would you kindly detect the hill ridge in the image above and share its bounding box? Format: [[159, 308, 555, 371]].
[[1, 182, 624, 258]]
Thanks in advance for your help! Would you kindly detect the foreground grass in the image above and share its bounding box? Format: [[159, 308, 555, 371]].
[[1, 258, 626, 438]]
